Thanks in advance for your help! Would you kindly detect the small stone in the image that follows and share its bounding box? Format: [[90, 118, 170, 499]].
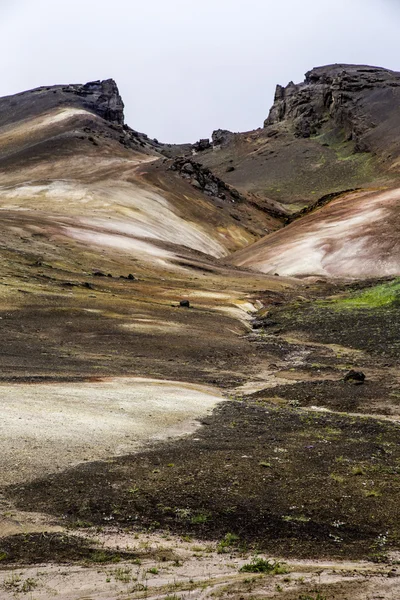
[[344, 370, 366, 384], [179, 299, 190, 308], [127, 274, 136, 280]]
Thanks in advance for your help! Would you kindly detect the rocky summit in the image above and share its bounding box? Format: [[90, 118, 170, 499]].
[[0, 66, 400, 600]]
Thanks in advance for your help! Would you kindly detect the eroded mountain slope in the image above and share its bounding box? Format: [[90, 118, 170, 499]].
[[184, 64, 400, 212], [1, 70, 400, 599], [230, 186, 400, 277]]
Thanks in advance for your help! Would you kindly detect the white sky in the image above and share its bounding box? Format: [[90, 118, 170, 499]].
[[1, 0, 399, 142]]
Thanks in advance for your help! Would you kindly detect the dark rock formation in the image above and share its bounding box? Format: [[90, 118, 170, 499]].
[[344, 370, 366, 384], [169, 157, 246, 202], [193, 138, 211, 152], [63, 79, 125, 125], [264, 64, 400, 151], [212, 129, 235, 147], [0, 79, 124, 129]]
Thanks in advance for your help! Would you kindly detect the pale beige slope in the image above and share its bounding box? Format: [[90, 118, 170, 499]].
[[0, 107, 255, 273], [0, 378, 224, 487], [230, 187, 400, 278]]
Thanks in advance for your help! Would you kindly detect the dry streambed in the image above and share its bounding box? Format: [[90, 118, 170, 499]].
[[0, 530, 398, 599]]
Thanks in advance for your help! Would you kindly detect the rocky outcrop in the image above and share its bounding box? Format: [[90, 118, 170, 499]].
[[193, 138, 211, 152], [62, 79, 125, 125], [169, 157, 246, 202], [264, 64, 400, 150], [0, 79, 126, 130], [211, 129, 235, 147]]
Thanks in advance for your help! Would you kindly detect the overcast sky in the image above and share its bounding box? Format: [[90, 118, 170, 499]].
[[0, 0, 399, 142]]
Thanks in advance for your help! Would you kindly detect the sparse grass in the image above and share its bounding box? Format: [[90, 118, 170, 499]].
[[217, 532, 240, 553], [282, 515, 311, 523], [2, 573, 21, 590], [329, 279, 400, 309], [89, 550, 121, 563], [330, 473, 345, 484], [351, 466, 366, 476], [190, 513, 210, 525], [364, 489, 382, 498], [113, 567, 132, 583], [21, 577, 39, 592], [240, 557, 288, 574]]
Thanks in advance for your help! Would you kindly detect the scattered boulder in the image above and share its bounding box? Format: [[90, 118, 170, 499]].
[[344, 370, 366, 384], [119, 274, 136, 281], [179, 299, 190, 308], [212, 129, 234, 147]]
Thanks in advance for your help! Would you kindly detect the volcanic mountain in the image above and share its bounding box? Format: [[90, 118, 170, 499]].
[[1, 66, 400, 599]]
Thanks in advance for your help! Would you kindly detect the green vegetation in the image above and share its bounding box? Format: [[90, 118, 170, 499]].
[[21, 577, 38, 592], [113, 567, 132, 583], [240, 557, 288, 574], [190, 512, 210, 525], [89, 550, 122, 563], [329, 279, 400, 309], [217, 532, 240, 553]]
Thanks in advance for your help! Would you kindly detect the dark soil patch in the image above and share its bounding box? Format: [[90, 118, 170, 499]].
[[0, 533, 137, 565], [7, 401, 400, 561], [269, 302, 400, 360], [250, 379, 399, 415]]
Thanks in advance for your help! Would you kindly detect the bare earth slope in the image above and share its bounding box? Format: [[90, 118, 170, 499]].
[[230, 186, 400, 277]]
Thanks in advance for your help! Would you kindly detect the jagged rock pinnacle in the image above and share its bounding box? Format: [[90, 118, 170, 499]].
[[264, 64, 400, 147], [62, 78, 125, 125]]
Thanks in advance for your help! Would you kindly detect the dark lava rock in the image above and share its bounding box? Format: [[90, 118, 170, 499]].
[[179, 300, 190, 308], [344, 370, 366, 384], [212, 129, 235, 147], [93, 271, 106, 277], [264, 64, 400, 154], [169, 157, 246, 203], [0, 79, 125, 130], [193, 138, 211, 152], [65, 79, 125, 125], [119, 274, 136, 281]]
